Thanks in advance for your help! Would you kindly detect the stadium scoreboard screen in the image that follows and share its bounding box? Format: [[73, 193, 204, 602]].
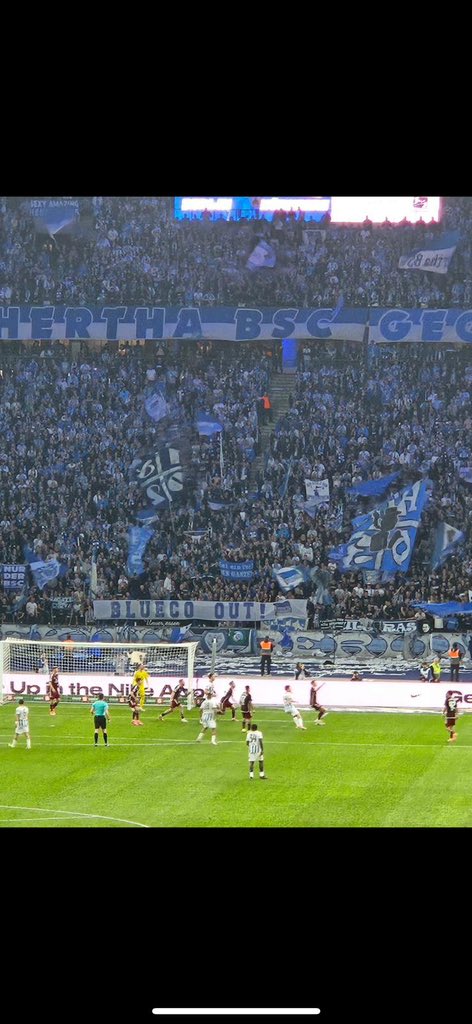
[[174, 196, 442, 224]]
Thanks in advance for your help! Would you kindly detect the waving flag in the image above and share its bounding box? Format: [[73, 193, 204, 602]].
[[196, 414, 223, 437], [398, 231, 459, 274], [246, 241, 276, 270], [459, 467, 472, 484], [348, 471, 400, 497], [145, 390, 169, 423], [431, 522, 464, 569], [273, 566, 305, 592], [329, 480, 428, 574], [132, 444, 185, 509], [30, 559, 63, 589], [279, 460, 293, 499], [305, 478, 330, 504], [127, 526, 154, 577]]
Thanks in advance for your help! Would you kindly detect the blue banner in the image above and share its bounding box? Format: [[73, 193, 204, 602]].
[[219, 559, 254, 580], [369, 308, 472, 344], [411, 601, 472, 616], [0, 306, 367, 342], [1, 564, 26, 590], [127, 526, 154, 577], [329, 480, 428, 574], [347, 471, 400, 498]]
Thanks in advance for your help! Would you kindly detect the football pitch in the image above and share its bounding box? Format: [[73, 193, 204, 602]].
[[1, 703, 472, 827]]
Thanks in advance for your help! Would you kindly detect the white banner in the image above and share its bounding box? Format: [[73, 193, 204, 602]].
[[4, 672, 472, 710], [93, 599, 307, 622], [305, 478, 330, 503]]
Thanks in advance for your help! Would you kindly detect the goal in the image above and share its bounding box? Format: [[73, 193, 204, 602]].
[[0, 638, 199, 703]]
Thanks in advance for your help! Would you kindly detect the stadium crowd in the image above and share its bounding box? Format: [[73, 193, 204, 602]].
[[1, 196, 472, 309], [1, 195, 472, 625], [1, 335, 472, 624]]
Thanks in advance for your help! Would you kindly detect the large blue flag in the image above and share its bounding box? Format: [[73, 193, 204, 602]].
[[329, 480, 428, 574], [127, 526, 153, 577], [431, 521, 464, 569], [347, 471, 400, 497], [30, 559, 64, 589]]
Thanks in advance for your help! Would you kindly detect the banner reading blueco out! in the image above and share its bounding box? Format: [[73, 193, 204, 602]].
[[0, 306, 367, 342], [93, 599, 307, 621], [369, 308, 472, 344]]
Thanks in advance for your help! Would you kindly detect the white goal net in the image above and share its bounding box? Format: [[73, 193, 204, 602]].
[[0, 639, 199, 703]]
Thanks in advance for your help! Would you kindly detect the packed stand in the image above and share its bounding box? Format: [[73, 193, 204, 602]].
[[1, 196, 472, 309], [1, 339, 472, 624]]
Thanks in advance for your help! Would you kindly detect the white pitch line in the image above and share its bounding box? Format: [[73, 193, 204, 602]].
[[0, 803, 149, 827]]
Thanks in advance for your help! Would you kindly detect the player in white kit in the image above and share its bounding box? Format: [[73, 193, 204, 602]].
[[247, 722, 266, 780], [283, 685, 307, 729], [8, 698, 31, 749], [196, 691, 219, 746]]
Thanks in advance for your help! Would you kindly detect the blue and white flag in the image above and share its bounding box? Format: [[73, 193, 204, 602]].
[[431, 521, 464, 569], [459, 467, 472, 484], [196, 414, 223, 437], [329, 480, 428, 574], [145, 390, 169, 423], [208, 500, 231, 511], [30, 199, 80, 237], [30, 559, 62, 589], [348, 471, 400, 497], [305, 478, 330, 504], [219, 559, 254, 580], [127, 526, 154, 577], [246, 240, 276, 270], [273, 566, 306, 592], [398, 231, 459, 275]]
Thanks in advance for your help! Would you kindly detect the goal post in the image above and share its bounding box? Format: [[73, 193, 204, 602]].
[[0, 639, 199, 704]]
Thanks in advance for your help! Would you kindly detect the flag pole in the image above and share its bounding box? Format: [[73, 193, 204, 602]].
[[220, 431, 224, 478]]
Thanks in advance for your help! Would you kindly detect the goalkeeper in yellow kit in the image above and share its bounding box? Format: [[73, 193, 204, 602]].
[[133, 663, 149, 710]]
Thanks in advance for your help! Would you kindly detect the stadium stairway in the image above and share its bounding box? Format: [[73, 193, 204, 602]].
[[251, 372, 294, 484]]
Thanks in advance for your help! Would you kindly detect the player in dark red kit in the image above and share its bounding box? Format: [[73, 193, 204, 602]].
[[443, 690, 459, 742], [129, 682, 143, 726], [158, 680, 188, 723], [219, 681, 237, 720], [48, 668, 61, 716], [240, 684, 253, 734], [310, 679, 327, 725]]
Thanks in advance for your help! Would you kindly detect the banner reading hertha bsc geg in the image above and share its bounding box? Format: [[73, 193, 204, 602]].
[[0, 306, 367, 341], [369, 308, 472, 344]]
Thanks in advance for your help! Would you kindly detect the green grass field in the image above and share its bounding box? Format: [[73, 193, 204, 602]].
[[1, 702, 471, 827]]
